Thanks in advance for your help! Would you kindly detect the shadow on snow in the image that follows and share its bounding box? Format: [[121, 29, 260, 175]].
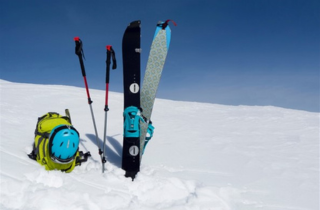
[[83, 133, 122, 168]]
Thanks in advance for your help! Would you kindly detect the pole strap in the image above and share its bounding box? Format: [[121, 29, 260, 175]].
[[74, 37, 85, 59], [74, 37, 86, 77], [158, 19, 177, 30], [106, 45, 117, 83], [105, 45, 117, 110]]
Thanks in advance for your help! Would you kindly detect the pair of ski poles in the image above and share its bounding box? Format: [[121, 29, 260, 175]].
[[74, 37, 117, 173]]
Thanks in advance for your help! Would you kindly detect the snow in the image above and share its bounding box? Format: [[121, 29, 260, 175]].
[[0, 79, 319, 210]]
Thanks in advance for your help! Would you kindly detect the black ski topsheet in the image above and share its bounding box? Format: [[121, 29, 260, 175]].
[[122, 20, 141, 180]]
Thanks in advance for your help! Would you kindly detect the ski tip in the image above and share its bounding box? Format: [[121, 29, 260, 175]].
[[129, 20, 141, 28], [74, 37, 80, 41]]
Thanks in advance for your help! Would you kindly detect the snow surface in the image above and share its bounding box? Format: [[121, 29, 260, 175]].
[[0, 79, 319, 210]]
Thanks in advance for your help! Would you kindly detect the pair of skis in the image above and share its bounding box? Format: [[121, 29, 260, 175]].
[[122, 20, 176, 180], [74, 37, 117, 173], [74, 20, 175, 180]]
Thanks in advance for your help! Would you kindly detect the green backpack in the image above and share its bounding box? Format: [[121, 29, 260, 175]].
[[28, 110, 90, 173]]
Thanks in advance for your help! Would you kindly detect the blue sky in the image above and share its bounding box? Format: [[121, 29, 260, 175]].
[[1, 0, 319, 112]]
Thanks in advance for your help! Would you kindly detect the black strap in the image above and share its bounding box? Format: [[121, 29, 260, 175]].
[[28, 143, 37, 161], [76, 151, 91, 166], [110, 46, 117, 70], [61, 164, 73, 172], [106, 45, 117, 83], [74, 37, 85, 59]]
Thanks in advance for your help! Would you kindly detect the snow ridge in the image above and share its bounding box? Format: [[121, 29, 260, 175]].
[[0, 80, 319, 210]]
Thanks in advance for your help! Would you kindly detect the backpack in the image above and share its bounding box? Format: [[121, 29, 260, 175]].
[[28, 110, 90, 172]]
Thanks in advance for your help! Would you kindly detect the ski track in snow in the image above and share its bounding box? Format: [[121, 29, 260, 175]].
[[0, 79, 319, 210]]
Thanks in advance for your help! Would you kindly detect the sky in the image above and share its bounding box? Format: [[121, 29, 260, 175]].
[[0, 0, 319, 112]]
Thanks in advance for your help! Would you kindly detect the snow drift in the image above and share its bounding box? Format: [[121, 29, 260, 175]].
[[0, 80, 319, 210]]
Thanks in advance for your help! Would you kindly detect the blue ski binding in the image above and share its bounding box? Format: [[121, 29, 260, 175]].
[[124, 106, 155, 155], [142, 122, 155, 154], [123, 106, 144, 138]]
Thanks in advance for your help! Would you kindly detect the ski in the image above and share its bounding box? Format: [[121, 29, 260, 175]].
[[140, 20, 176, 159], [122, 20, 141, 180]]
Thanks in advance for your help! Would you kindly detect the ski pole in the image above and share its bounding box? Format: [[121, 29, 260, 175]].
[[102, 45, 117, 171], [74, 37, 105, 172]]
